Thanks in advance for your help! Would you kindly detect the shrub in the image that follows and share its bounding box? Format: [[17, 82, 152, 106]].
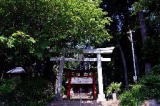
[[151, 64, 160, 74], [0, 78, 21, 105], [0, 78, 17, 94], [105, 82, 121, 96], [13, 77, 54, 105], [0, 77, 54, 105], [120, 73, 160, 106], [120, 84, 144, 106]]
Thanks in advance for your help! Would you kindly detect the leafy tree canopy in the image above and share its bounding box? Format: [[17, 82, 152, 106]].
[[0, 0, 111, 49], [0, 0, 111, 66], [133, 0, 160, 25]]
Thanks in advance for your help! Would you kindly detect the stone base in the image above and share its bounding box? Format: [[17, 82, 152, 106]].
[[112, 93, 117, 101], [97, 93, 106, 101]]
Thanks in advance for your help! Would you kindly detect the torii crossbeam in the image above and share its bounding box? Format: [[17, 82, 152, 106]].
[[50, 47, 114, 101]]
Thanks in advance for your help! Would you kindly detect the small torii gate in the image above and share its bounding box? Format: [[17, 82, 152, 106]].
[[50, 47, 114, 101]]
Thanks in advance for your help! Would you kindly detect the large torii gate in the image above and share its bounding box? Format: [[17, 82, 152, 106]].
[[50, 47, 114, 101]]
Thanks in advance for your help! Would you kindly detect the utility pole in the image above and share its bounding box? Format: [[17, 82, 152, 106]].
[[127, 29, 137, 82]]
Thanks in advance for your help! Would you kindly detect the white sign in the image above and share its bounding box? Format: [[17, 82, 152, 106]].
[[71, 77, 93, 84]]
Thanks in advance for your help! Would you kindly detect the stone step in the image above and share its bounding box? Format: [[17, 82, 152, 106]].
[[47, 100, 119, 106]]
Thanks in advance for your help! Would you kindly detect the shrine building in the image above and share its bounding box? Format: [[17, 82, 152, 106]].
[[64, 69, 97, 99]]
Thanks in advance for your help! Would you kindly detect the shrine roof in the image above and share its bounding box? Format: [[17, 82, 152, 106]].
[[7, 67, 25, 74]]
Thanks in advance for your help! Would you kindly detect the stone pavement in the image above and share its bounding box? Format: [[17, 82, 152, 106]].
[[142, 100, 160, 106], [47, 100, 119, 106]]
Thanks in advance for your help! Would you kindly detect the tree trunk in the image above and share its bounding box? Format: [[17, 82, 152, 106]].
[[0, 55, 5, 79], [1, 73, 4, 79], [117, 41, 129, 89], [139, 11, 151, 74]]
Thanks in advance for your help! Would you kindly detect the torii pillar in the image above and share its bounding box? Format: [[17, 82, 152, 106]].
[[97, 53, 105, 101], [55, 57, 64, 100]]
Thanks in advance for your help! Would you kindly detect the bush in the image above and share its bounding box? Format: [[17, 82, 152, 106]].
[[120, 84, 144, 106], [105, 82, 121, 96], [0, 77, 54, 106], [151, 64, 160, 74], [0, 78, 21, 105], [0, 78, 18, 94], [120, 72, 160, 106]]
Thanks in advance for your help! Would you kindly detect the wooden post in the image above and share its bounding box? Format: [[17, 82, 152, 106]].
[[67, 72, 72, 99], [93, 73, 96, 99], [128, 29, 138, 82]]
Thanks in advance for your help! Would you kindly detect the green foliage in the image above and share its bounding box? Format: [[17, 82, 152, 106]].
[[105, 82, 121, 96], [0, 31, 36, 66], [133, 0, 160, 24], [0, 78, 18, 94], [0, 36, 8, 55], [152, 64, 160, 74], [0, 0, 111, 49], [9, 31, 36, 48], [13, 77, 54, 105], [0, 77, 54, 106], [132, 0, 148, 13], [0, 36, 7, 45], [133, 0, 160, 13], [61, 86, 66, 95], [0, 0, 111, 68], [120, 84, 143, 106], [120, 66, 160, 106], [7, 31, 36, 54]]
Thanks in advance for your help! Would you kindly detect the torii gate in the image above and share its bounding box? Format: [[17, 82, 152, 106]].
[[50, 47, 114, 101]]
